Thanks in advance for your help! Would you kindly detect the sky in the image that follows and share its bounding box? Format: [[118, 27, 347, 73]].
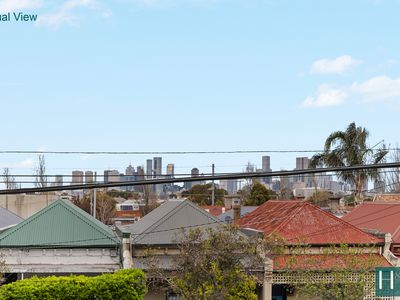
[[1, 0, 400, 186]]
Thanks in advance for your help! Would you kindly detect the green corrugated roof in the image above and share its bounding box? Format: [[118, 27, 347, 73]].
[[0, 199, 120, 248]]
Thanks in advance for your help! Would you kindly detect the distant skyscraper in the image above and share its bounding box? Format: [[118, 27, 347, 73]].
[[166, 164, 174, 177], [104, 170, 119, 183], [137, 166, 145, 180], [261, 156, 272, 184], [296, 157, 310, 185], [146, 159, 152, 179], [85, 171, 94, 184], [125, 164, 135, 176], [153, 157, 162, 178], [153, 157, 163, 194], [71, 170, 84, 185], [55, 175, 63, 187], [184, 168, 200, 190]]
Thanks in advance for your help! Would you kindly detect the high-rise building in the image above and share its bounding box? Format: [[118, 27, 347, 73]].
[[55, 175, 63, 187], [104, 170, 119, 183], [220, 179, 238, 195], [184, 168, 200, 190], [71, 170, 84, 185], [153, 157, 163, 194], [85, 171, 94, 184], [261, 156, 272, 184], [153, 157, 162, 178], [296, 157, 311, 185], [146, 159, 152, 179], [125, 164, 135, 176], [166, 164, 174, 177], [137, 166, 145, 180]]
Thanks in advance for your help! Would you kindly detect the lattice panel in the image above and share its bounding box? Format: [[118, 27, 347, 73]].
[[272, 272, 393, 300]]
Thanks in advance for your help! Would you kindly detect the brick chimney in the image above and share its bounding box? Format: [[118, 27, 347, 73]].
[[233, 197, 241, 222]]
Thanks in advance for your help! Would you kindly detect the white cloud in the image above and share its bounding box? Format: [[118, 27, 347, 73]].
[[311, 55, 362, 75], [303, 84, 347, 108], [351, 76, 400, 101], [37, 0, 111, 28], [14, 158, 35, 169], [0, 0, 43, 13]]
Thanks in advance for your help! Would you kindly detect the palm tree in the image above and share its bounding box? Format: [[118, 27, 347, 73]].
[[310, 122, 388, 204]]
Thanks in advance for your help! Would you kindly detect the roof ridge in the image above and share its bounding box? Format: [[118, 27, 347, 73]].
[[0, 199, 118, 245], [133, 200, 187, 242], [134, 200, 222, 243], [58, 200, 117, 242]]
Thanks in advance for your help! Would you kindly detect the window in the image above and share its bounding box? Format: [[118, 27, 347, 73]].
[[166, 292, 182, 300]]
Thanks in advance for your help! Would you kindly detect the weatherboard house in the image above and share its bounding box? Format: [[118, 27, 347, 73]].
[[0, 199, 121, 279]]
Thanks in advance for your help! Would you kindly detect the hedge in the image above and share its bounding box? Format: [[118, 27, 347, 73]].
[[0, 269, 147, 300]]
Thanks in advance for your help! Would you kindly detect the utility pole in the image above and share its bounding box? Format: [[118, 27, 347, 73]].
[[211, 164, 215, 206], [93, 172, 97, 219]]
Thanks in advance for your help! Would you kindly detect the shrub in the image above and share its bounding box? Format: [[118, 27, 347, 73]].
[[0, 269, 146, 300]]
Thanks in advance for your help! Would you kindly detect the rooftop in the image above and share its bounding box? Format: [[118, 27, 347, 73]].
[[120, 200, 223, 245], [342, 202, 400, 243], [0, 199, 120, 248], [0, 207, 24, 232], [238, 200, 382, 245]]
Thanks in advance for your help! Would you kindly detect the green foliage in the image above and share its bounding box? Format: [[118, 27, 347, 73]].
[[145, 225, 269, 300], [182, 183, 227, 206], [0, 269, 147, 300], [307, 190, 331, 207], [106, 190, 140, 200], [242, 181, 277, 206], [310, 122, 388, 203]]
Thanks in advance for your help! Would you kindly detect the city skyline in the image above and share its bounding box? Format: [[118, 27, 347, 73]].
[[1, 0, 400, 187]]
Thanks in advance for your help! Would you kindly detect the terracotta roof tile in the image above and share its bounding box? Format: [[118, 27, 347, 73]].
[[238, 200, 381, 245], [342, 202, 400, 243]]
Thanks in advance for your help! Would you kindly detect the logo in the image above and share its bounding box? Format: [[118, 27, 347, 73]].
[[375, 267, 400, 296]]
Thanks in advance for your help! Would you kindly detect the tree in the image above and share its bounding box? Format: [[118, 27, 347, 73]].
[[144, 225, 283, 300], [73, 191, 116, 224], [34, 154, 47, 188], [0, 254, 8, 284], [2, 168, 18, 190], [241, 181, 277, 206], [307, 190, 331, 207], [182, 183, 227, 206], [310, 122, 388, 203], [2, 168, 18, 210], [384, 144, 400, 193]]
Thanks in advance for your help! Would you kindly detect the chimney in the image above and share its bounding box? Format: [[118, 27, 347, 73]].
[[233, 198, 241, 222]]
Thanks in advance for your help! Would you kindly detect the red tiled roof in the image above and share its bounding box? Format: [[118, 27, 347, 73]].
[[238, 200, 382, 245], [342, 202, 400, 243], [200, 206, 228, 217], [273, 253, 391, 271]]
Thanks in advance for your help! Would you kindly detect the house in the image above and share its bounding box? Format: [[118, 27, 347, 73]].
[[114, 199, 142, 225], [238, 200, 392, 300], [200, 205, 228, 217], [0, 199, 121, 279], [373, 193, 400, 202], [0, 206, 23, 233], [342, 202, 400, 259], [218, 205, 257, 223], [119, 199, 229, 300]]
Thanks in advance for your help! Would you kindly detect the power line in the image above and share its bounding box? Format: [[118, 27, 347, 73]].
[[0, 148, 397, 155], [1, 162, 400, 195]]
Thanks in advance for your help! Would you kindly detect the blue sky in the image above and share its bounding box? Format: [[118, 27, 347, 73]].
[[1, 0, 400, 185]]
